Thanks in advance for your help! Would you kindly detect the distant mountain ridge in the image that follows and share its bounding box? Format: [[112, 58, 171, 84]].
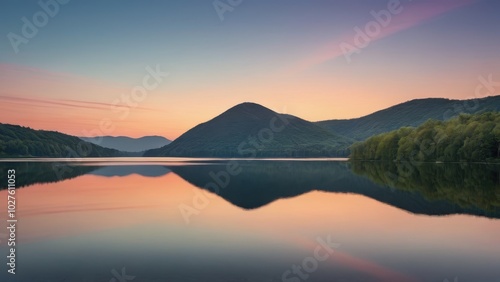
[[80, 135, 171, 152], [3, 96, 500, 159], [145, 102, 352, 157], [316, 95, 500, 141]]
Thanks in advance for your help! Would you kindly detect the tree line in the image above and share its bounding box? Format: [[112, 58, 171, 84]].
[[0, 123, 120, 158], [350, 112, 500, 162]]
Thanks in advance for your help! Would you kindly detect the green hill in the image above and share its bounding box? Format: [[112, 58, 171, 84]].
[[0, 123, 121, 158], [144, 103, 351, 157], [350, 112, 500, 162], [316, 95, 500, 141]]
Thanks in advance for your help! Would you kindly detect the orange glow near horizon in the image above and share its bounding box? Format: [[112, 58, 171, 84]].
[[1, 60, 499, 140], [1, 1, 500, 141]]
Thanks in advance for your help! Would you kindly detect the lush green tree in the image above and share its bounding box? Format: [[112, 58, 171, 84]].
[[350, 112, 500, 162]]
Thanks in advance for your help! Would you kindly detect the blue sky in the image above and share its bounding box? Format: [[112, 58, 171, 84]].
[[1, 0, 499, 138]]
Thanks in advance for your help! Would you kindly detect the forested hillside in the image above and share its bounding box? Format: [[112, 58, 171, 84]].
[[145, 103, 352, 157], [350, 112, 500, 162], [317, 96, 500, 141], [0, 123, 121, 158]]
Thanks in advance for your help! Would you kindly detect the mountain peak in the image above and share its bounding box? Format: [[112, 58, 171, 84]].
[[218, 102, 278, 120], [227, 102, 273, 112], [144, 102, 351, 158]]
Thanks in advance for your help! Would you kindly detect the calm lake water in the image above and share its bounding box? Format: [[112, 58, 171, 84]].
[[0, 159, 499, 282]]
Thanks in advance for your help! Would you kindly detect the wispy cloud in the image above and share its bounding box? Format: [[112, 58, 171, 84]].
[[287, 0, 478, 74], [0, 63, 169, 137], [0, 95, 108, 111], [60, 99, 163, 112], [0, 95, 161, 112], [0, 63, 163, 112]]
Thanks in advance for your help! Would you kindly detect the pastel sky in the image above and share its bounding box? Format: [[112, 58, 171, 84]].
[[1, 0, 499, 139]]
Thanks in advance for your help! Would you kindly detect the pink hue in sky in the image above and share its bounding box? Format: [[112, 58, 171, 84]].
[[0, 63, 174, 138], [288, 0, 478, 74], [1, 58, 499, 140], [1, 0, 498, 143], [1, 0, 499, 140]]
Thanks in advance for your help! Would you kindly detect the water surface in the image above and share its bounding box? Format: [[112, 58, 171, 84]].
[[0, 159, 499, 282]]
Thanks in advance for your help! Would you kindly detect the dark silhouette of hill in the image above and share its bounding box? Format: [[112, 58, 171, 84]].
[[90, 165, 171, 177], [0, 123, 121, 158], [5, 97, 500, 159], [0, 163, 171, 189], [316, 95, 500, 141], [168, 160, 500, 218], [80, 136, 171, 153], [0, 162, 97, 189], [2, 160, 497, 218], [144, 103, 352, 157]]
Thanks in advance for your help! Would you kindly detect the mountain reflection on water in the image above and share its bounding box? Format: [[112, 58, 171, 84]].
[[1, 159, 499, 218]]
